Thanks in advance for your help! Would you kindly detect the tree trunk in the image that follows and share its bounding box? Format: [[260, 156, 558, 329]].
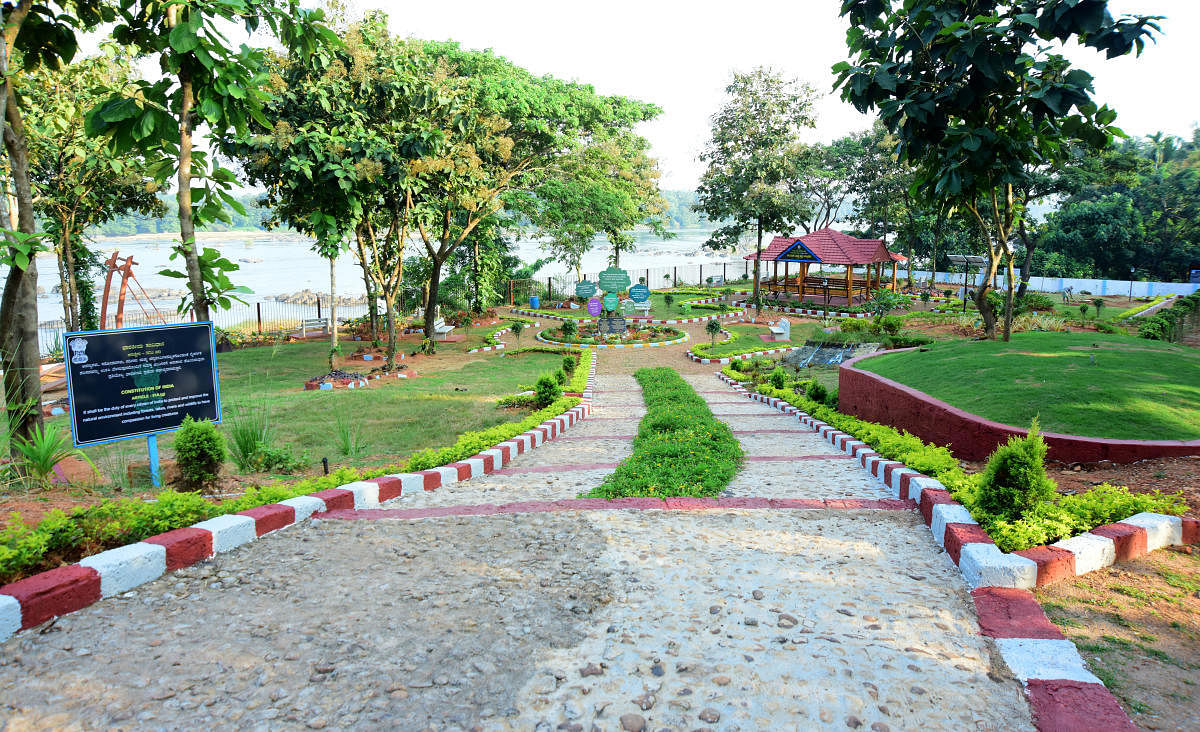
[[384, 294, 398, 370], [1, 85, 44, 449], [64, 233, 83, 331], [56, 231, 72, 331], [973, 252, 1003, 339], [328, 255, 337, 351], [176, 66, 208, 323], [471, 239, 481, 313], [1016, 219, 1035, 300], [353, 225, 379, 341], [423, 256, 444, 348], [752, 218, 763, 318], [1002, 253, 1017, 342]]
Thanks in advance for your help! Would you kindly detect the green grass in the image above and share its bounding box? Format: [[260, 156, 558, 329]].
[[856, 332, 1200, 440], [587, 367, 743, 498], [48, 335, 568, 482], [693, 323, 826, 358]]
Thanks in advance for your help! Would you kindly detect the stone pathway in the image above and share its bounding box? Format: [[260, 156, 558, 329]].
[[0, 338, 1037, 730]]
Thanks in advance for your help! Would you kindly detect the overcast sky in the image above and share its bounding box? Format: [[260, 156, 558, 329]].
[[351, 0, 1200, 190]]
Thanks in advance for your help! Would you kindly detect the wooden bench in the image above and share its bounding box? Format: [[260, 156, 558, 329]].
[[300, 318, 328, 338]]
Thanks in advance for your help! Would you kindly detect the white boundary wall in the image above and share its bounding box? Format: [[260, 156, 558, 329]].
[[914, 270, 1200, 298]]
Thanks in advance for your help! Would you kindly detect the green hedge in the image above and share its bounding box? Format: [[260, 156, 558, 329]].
[[748, 380, 1186, 552], [1114, 295, 1168, 321], [0, 393, 582, 585], [588, 368, 743, 498], [1138, 291, 1200, 341], [690, 328, 799, 359]]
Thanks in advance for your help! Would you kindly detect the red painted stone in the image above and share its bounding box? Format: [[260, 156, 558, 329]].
[[944, 523, 994, 565], [839, 350, 1200, 464], [882, 462, 898, 485], [368, 476, 404, 502], [496, 500, 557, 513], [717, 497, 772, 509], [1089, 522, 1148, 562], [898, 471, 924, 497], [447, 462, 473, 480], [497, 443, 514, 462], [475, 453, 496, 473], [1184, 517, 1199, 545], [416, 470, 443, 491], [609, 497, 666, 510], [144, 527, 213, 570], [1024, 679, 1136, 732], [768, 498, 825, 509], [566, 498, 614, 510], [918, 489, 957, 526], [971, 587, 1064, 640], [310, 488, 354, 510], [664, 497, 719, 510], [1013, 545, 1077, 587], [238, 504, 296, 536], [3, 565, 102, 630]]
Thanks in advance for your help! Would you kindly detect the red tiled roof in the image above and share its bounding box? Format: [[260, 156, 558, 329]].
[[744, 228, 896, 265]]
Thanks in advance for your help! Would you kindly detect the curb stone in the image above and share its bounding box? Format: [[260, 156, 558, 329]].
[[0, 356, 599, 643], [715, 369, 1196, 731]]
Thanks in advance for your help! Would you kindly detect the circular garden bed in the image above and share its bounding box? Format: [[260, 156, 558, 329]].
[[537, 323, 686, 349]]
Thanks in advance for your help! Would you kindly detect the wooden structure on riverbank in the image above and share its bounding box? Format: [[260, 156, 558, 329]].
[[744, 228, 906, 304]]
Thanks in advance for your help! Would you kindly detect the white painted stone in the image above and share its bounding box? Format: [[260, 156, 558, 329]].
[[0, 594, 19, 642], [994, 638, 1101, 684], [191, 515, 257, 554], [1120, 512, 1183, 551], [907, 476, 945, 503], [498, 441, 521, 462], [481, 449, 505, 470], [931, 504, 978, 547], [1053, 533, 1116, 575], [280, 495, 326, 521], [80, 542, 167, 598], [338, 481, 378, 508], [385, 474, 425, 496], [959, 543, 1037, 589], [864, 455, 882, 478], [844, 440, 866, 455], [431, 466, 459, 485], [889, 467, 918, 495], [513, 434, 532, 453], [463, 458, 486, 478], [527, 430, 544, 447]]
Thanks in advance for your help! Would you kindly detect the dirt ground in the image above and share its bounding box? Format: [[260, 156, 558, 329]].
[[1036, 546, 1200, 731]]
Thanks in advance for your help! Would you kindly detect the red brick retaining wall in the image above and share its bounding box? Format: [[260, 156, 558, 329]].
[[838, 349, 1200, 463]]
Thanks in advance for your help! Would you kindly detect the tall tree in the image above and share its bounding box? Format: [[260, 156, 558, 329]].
[[1, 0, 114, 448], [408, 40, 659, 342], [87, 0, 335, 323], [696, 68, 817, 317], [835, 0, 1159, 339], [27, 50, 164, 331]]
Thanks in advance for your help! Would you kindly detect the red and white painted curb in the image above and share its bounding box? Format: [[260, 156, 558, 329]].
[[715, 370, 1198, 731], [0, 357, 599, 644], [536, 331, 689, 350], [510, 307, 745, 325], [688, 339, 804, 364]]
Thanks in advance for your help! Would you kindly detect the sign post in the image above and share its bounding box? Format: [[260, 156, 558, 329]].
[[64, 322, 222, 487]]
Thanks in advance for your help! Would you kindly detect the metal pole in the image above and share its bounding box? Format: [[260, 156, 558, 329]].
[[147, 434, 161, 488], [256, 302, 262, 333], [548, 277, 552, 301], [723, 262, 727, 283], [673, 267, 677, 288], [963, 264, 969, 313], [700, 264, 703, 285], [317, 297, 322, 321]]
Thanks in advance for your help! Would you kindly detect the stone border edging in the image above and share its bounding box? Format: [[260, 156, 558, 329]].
[[687, 335, 803, 364], [510, 307, 745, 325], [838, 349, 1200, 463], [715, 370, 1196, 731], [0, 356, 600, 643], [535, 330, 689, 350]]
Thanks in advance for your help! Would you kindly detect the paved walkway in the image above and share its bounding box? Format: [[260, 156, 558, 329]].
[[0, 335, 1035, 730]]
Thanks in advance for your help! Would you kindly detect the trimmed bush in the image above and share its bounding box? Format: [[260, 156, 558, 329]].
[[535, 373, 563, 407], [173, 416, 226, 490], [974, 421, 1058, 522]]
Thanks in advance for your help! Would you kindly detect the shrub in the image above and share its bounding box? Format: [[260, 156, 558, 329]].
[[553, 369, 567, 386], [1017, 292, 1056, 312], [839, 317, 867, 333], [13, 424, 91, 489], [560, 320, 579, 339], [880, 315, 903, 335], [705, 318, 723, 344], [1078, 303, 1089, 319], [975, 421, 1057, 523], [805, 379, 829, 405], [173, 416, 226, 490], [535, 373, 562, 407], [769, 366, 787, 389]]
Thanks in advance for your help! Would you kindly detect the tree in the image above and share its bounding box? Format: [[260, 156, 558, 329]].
[[696, 68, 818, 317], [705, 317, 722, 345], [835, 1, 1159, 339], [87, 0, 336, 323], [27, 50, 164, 331], [1, 0, 116, 449], [407, 41, 659, 342]]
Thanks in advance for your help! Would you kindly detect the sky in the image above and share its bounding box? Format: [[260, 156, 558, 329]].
[[343, 0, 1200, 190]]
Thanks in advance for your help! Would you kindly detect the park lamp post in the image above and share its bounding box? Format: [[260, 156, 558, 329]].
[[1129, 266, 1136, 302]]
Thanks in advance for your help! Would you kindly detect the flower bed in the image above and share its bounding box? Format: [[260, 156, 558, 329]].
[[536, 324, 687, 349]]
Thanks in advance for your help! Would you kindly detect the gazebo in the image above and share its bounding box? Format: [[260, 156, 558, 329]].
[[744, 227, 907, 304]]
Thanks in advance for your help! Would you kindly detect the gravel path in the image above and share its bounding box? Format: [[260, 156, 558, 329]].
[[0, 343, 1036, 730]]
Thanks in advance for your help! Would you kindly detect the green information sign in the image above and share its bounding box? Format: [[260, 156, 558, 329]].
[[628, 284, 650, 302], [597, 267, 631, 293], [575, 280, 597, 298], [603, 293, 619, 311]]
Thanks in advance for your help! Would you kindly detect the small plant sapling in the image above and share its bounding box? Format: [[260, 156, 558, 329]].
[[705, 318, 722, 345]]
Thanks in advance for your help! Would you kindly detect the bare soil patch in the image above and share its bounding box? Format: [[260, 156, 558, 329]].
[[1036, 546, 1200, 731]]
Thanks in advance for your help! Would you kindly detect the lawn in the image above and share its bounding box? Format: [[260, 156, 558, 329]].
[[47, 336, 567, 484], [857, 332, 1200, 440], [695, 322, 824, 358]]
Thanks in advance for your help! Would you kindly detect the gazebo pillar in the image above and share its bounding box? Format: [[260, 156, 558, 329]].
[[772, 260, 779, 291], [845, 265, 853, 303], [892, 261, 898, 291], [800, 262, 809, 296], [783, 262, 789, 295]]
